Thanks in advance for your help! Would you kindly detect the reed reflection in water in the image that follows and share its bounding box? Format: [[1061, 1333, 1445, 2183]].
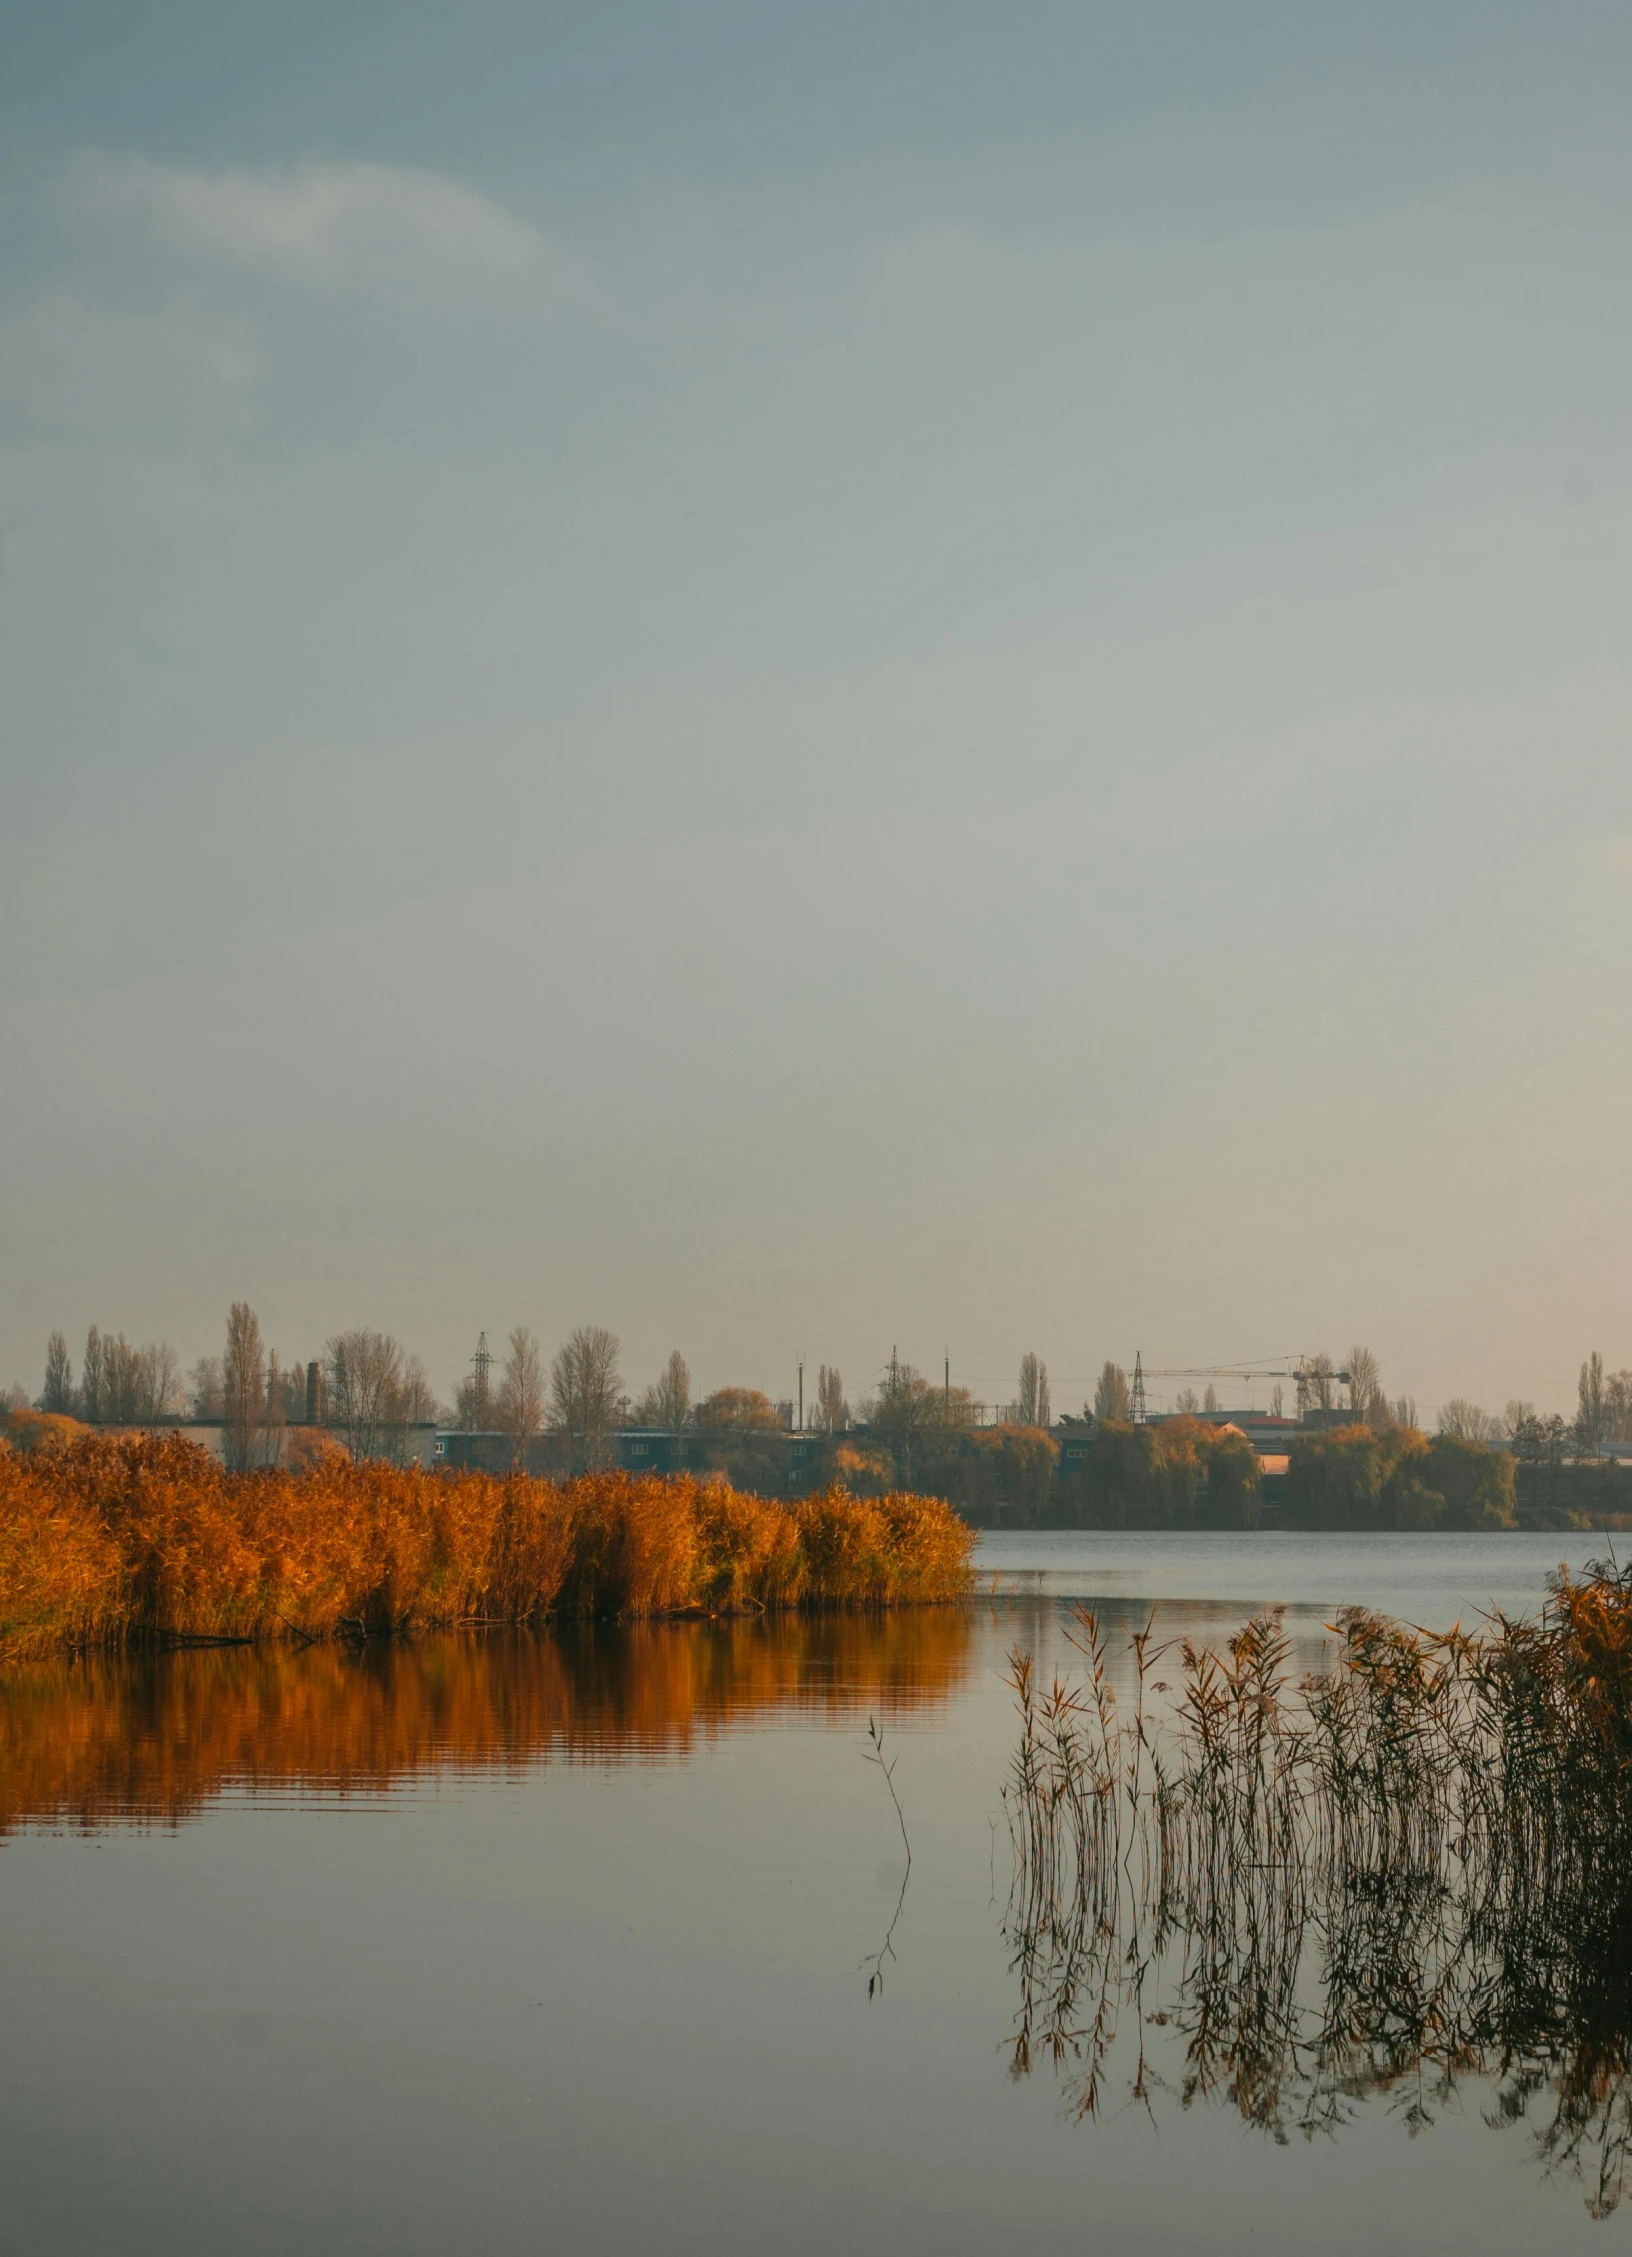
[[0, 1609, 978, 1835], [1002, 1586, 1632, 2220], [3, 1582, 1626, 2256]]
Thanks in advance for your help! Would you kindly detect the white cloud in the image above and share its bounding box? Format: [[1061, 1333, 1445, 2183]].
[[70, 154, 586, 309]]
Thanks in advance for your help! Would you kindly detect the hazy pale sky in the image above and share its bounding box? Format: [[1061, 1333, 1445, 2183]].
[[4, 1, 1631, 1420]]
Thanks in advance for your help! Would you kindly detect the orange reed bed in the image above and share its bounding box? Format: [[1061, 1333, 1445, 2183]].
[[0, 1433, 974, 1661]]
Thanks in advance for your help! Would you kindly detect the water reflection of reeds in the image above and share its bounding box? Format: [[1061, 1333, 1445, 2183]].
[[1002, 1568, 1632, 2218], [0, 1611, 977, 1836]]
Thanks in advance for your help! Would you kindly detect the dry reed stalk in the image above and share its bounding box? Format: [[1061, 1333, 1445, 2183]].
[[0, 1435, 974, 1661], [1001, 1565, 1632, 2213]]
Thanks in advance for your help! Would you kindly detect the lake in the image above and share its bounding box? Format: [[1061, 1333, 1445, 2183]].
[[0, 1529, 1621, 2254]]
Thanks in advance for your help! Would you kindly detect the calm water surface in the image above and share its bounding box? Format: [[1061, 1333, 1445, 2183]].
[[0, 1533, 1618, 2254]]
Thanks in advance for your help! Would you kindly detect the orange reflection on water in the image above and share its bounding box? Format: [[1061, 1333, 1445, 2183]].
[[0, 1611, 977, 1835]]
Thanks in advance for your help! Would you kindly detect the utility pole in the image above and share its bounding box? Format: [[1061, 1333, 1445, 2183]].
[[944, 1351, 950, 1415], [1131, 1350, 1147, 1426], [471, 1332, 492, 1428], [797, 1359, 803, 1432]]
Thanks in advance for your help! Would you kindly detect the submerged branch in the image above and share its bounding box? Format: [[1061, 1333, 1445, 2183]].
[[862, 1715, 912, 1997]]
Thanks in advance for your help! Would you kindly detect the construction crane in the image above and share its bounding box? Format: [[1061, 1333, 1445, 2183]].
[[1130, 1351, 1350, 1423]]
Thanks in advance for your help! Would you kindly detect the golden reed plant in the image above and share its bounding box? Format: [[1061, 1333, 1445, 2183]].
[[0, 1432, 973, 1661]]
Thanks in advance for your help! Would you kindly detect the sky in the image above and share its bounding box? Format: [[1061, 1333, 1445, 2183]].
[[4, 0, 1631, 1422]]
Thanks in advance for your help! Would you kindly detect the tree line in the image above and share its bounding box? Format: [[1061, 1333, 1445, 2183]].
[[1435, 1354, 1632, 1463], [11, 1317, 1064, 1487], [15, 1317, 1631, 1520]]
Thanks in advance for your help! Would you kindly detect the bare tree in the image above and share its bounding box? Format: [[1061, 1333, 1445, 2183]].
[[274, 1360, 311, 1424], [814, 1364, 849, 1435], [549, 1325, 623, 1468], [397, 1358, 437, 1426], [1175, 1387, 1199, 1415], [656, 1349, 691, 1433], [1017, 1352, 1050, 1428], [1502, 1399, 1536, 1447], [259, 1351, 287, 1467], [1346, 1345, 1378, 1417], [93, 1336, 182, 1423], [80, 1325, 105, 1423], [1299, 1353, 1337, 1417], [102, 1335, 139, 1421], [41, 1326, 178, 1425], [1438, 1398, 1501, 1445], [1345, 1345, 1392, 1427], [1092, 1362, 1130, 1422], [1203, 1382, 1219, 1414], [496, 1326, 545, 1468], [1578, 1352, 1608, 1457], [189, 1357, 224, 1418], [135, 1343, 181, 1420], [40, 1332, 73, 1415], [326, 1329, 408, 1463], [223, 1302, 267, 1472], [633, 1349, 692, 1433], [1271, 1382, 1284, 1418]]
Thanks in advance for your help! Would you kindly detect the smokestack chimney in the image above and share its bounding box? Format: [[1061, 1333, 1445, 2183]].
[[306, 1360, 322, 1426]]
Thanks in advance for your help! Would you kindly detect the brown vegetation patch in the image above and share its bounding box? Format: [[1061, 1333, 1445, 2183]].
[[0, 1433, 973, 1662]]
